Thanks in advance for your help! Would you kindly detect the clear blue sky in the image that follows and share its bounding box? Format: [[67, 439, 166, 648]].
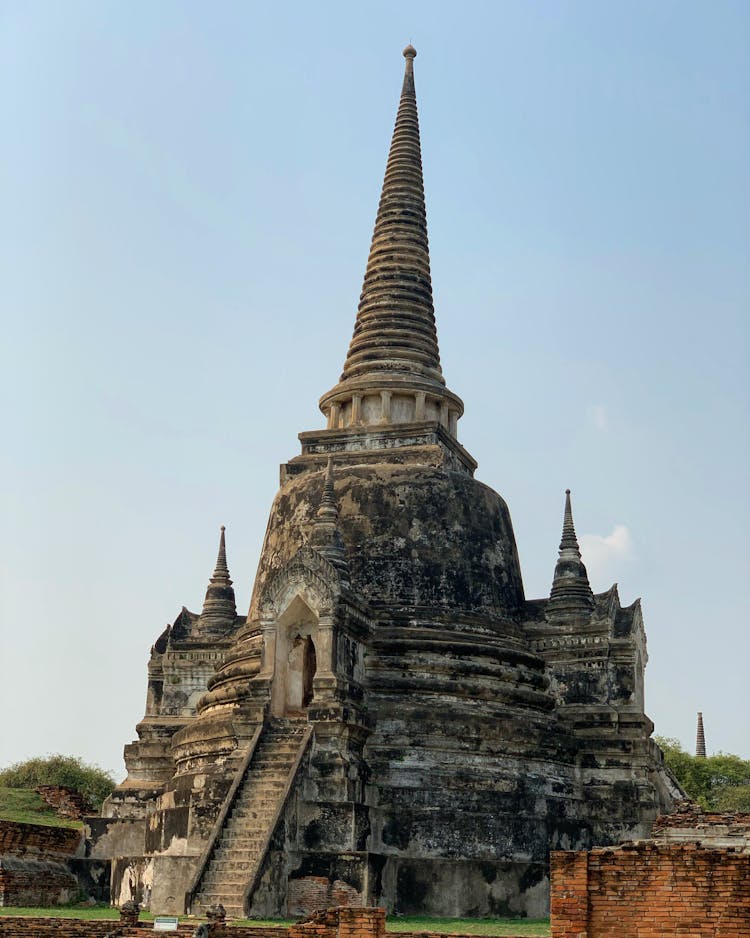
[[1, 1, 748, 776]]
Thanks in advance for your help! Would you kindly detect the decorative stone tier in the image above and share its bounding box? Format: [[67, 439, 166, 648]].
[[319, 381, 464, 439], [291, 423, 477, 478]]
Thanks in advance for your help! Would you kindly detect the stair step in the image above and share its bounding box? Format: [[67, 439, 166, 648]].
[[254, 748, 296, 756], [237, 787, 285, 798], [230, 802, 280, 817], [213, 846, 265, 859], [233, 795, 281, 806], [227, 817, 274, 830], [236, 790, 281, 800], [220, 836, 268, 849], [204, 857, 258, 876], [252, 755, 297, 765], [202, 871, 253, 884], [211, 843, 262, 855], [240, 774, 287, 784], [198, 885, 245, 897], [228, 806, 276, 818]]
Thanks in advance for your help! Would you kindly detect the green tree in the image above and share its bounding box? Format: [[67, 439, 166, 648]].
[[0, 755, 115, 810], [655, 736, 750, 810], [714, 784, 750, 812]]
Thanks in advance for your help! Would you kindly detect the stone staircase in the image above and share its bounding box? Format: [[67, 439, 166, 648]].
[[192, 717, 308, 919]]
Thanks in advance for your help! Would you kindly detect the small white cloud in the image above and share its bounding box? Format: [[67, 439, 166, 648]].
[[580, 525, 634, 589], [588, 404, 608, 431]]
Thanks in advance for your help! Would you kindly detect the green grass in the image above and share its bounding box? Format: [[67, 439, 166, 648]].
[[0, 909, 549, 935], [0, 788, 82, 829], [385, 919, 549, 936], [0, 908, 122, 920]]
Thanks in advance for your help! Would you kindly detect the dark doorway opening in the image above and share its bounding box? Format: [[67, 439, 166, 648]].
[[302, 636, 317, 708]]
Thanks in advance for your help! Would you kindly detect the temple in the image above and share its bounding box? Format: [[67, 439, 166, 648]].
[[92, 46, 680, 919]]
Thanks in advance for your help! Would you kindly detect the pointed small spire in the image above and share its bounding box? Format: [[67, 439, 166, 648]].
[[696, 711, 707, 759], [547, 489, 595, 619], [214, 526, 229, 577], [200, 525, 237, 623], [310, 459, 349, 582]]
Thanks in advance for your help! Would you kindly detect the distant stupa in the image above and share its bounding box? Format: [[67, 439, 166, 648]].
[[696, 711, 707, 758]]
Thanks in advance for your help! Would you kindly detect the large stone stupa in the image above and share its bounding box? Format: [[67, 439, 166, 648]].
[[93, 46, 680, 919]]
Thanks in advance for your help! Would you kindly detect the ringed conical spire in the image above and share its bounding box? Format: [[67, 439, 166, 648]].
[[200, 526, 237, 625], [319, 47, 464, 437], [547, 490, 595, 618], [342, 44, 441, 385]]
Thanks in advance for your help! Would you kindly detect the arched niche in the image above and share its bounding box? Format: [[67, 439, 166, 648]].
[[270, 594, 319, 718]]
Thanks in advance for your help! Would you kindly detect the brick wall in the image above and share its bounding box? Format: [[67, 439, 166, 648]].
[[652, 808, 750, 832], [0, 821, 85, 908], [651, 809, 750, 850], [0, 821, 82, 858], [551, 843, 750, 938], [0, 857, 79, 907], [289, 907, 386, 938], [0, 921, 300, 937], [287, 876, 363, 915], [36, 787, 93, 821], [0, 918, 382, 938], [0, 917, 542, 938], [0, 919, 123, 937]]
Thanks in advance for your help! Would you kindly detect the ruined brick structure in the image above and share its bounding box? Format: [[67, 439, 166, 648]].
[[0, 908, 384, 938], [36, 786, 93, 821], [0, 819, 108, 908], [94, 47, 680, 918], [550, 842, 750, 937]]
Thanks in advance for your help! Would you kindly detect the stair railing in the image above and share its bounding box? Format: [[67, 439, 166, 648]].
[[240, 723, 313, 916], [184, 722, 264, 914]]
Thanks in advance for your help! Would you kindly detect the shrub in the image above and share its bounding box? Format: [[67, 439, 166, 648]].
[[0, 755, 115, 809]]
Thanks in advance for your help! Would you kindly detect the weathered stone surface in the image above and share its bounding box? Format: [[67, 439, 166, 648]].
[[91, 47, 679, 919]]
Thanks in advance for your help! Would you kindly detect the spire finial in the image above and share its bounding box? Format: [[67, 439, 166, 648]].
[[547, 489, 595, 619], [200, 525, 237, 626], [403, 44, 417, 59], [696, 711, 707, 759]]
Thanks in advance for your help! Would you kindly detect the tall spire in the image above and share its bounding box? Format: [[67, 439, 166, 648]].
[[342, 44, 441, 386], [200, 526, 237, 624], [310, 459, 349, 582], [319, 47, 464, 437], [696, 711, 707, 759], [547, 490, 595, 619]]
